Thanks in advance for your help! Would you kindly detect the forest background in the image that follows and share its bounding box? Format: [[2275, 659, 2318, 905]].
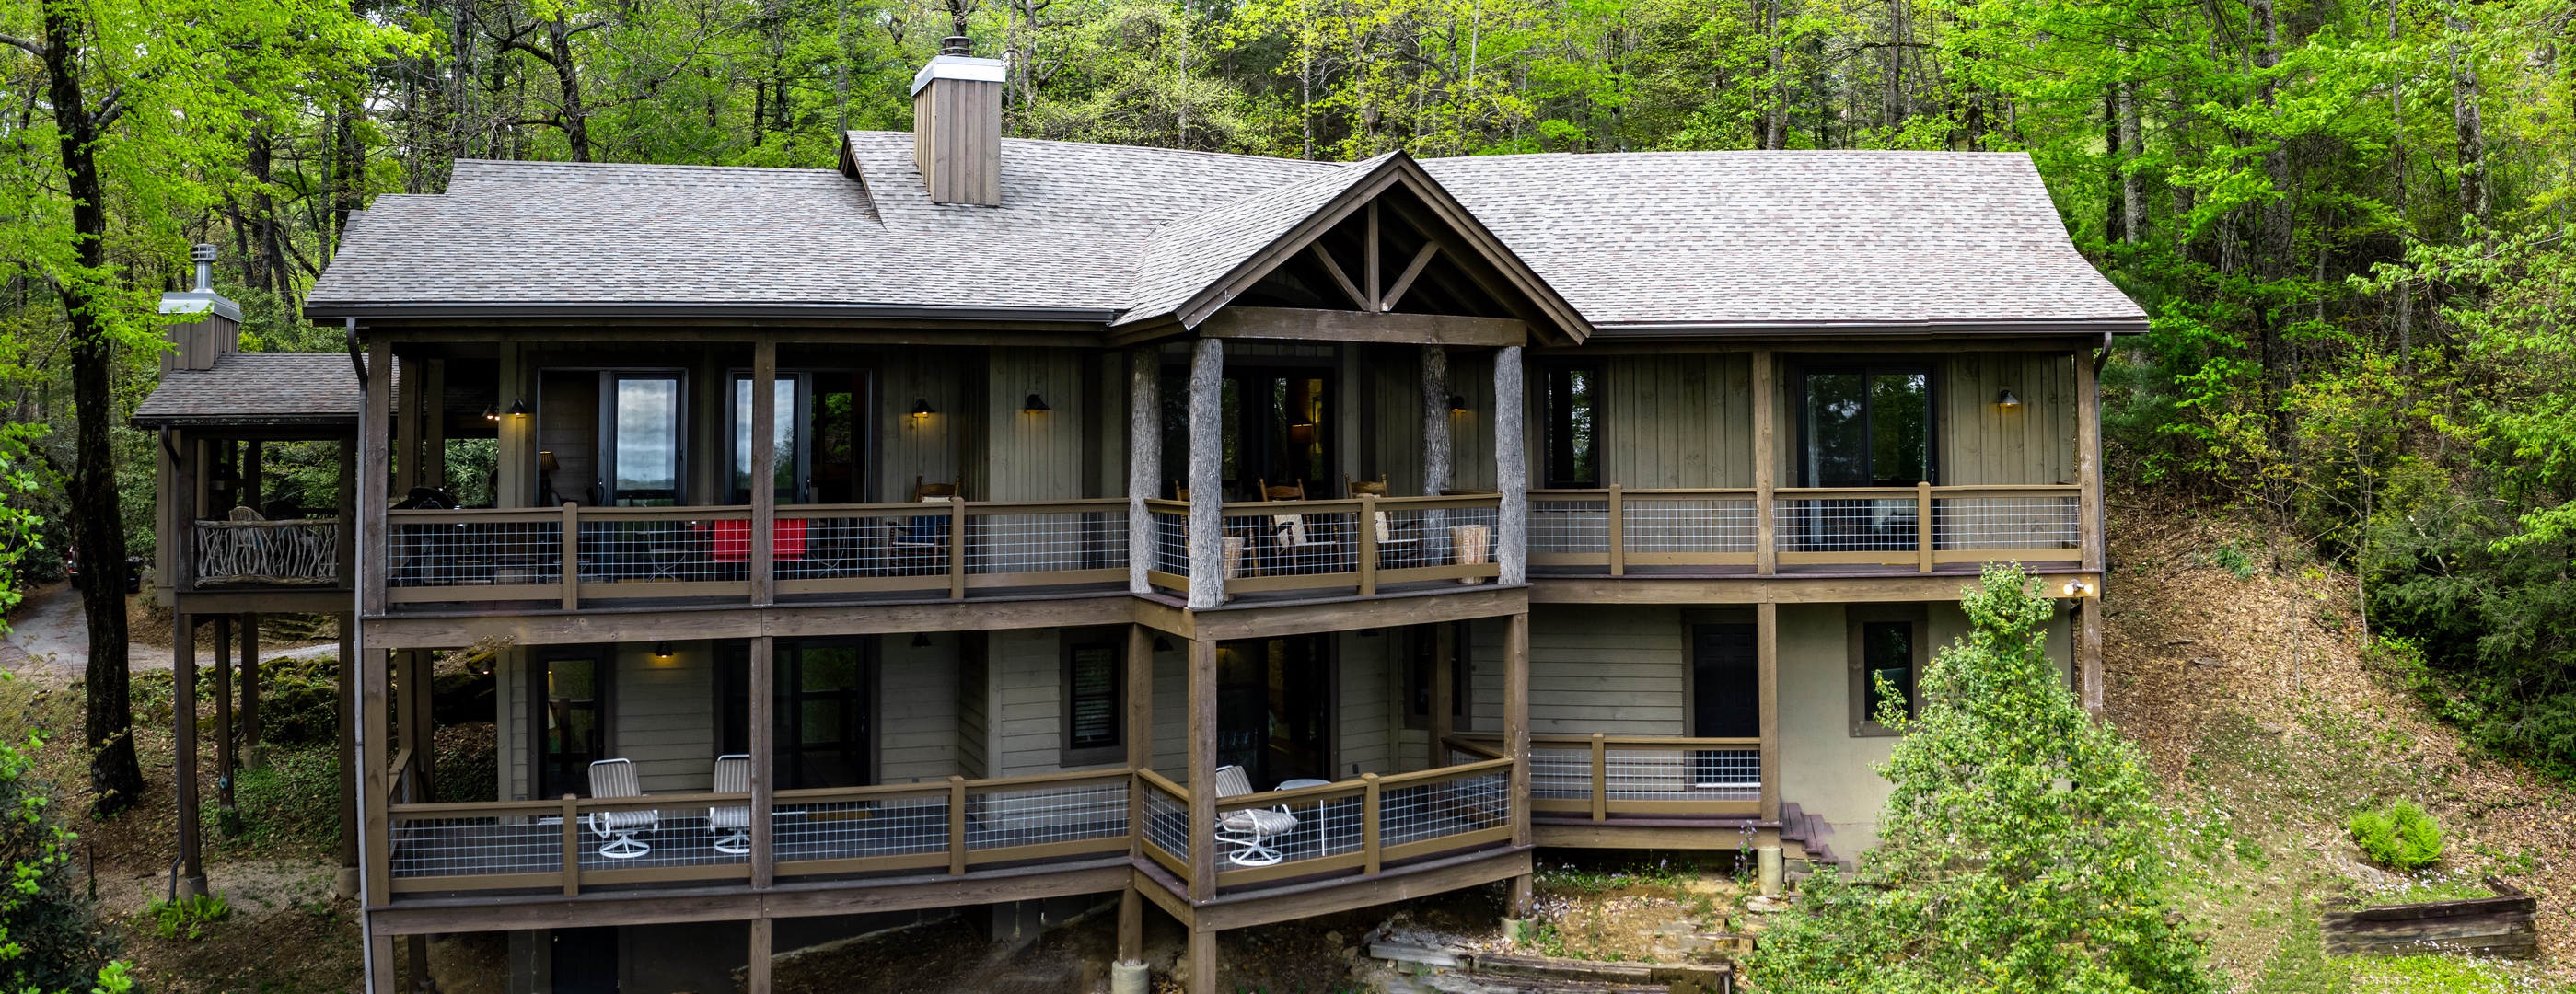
[[0, 0, 2572, 794]]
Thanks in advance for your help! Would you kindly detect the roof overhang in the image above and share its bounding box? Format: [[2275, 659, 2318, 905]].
[[304, 301, 1122, 323], [1584, 318, 2150, 339]]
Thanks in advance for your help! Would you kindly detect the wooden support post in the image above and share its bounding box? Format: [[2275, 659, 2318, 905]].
[[749, 635, 775, 888], [335, 615, 359, 899], [336, 436, 356, 587], [1362, 773, 1383, 874], [1186, 638, 1218, 901], [1429, 622, 1455, 761], [1503, 612, 1530, 847], [1758, 601, 1780, 824], [1188, 927, 1219, 994], [1753, 350, 1777, 575], [748, 916, 773, 994], [360, 646, 391, 904], [405, 934, 430, 994], [1916, 481, 1934, 572], [946, 496, 967, 601], [1607, 485, 1625, 576], [560, 793, 581, 896], [422, 359, 446, 489], [1507, 874, 1534, 919], [1357, 493, 1378, 596], [946, 775, 969, 876], [495, 343, 527, 509], [1128, 349, 1160, 595], [1126, 624, 1154, 860], [1493, 345, 1527, 585], [559, 503, 579, 611], [240, 613, 261, 769], [394, 354, 421, 496], [174, 612, 206, 896], [1589, 733, 1607, 822], [1117, 886, 1144, 964], [367, 933, 397, 994], [1421, 345, 1451, 497], [409, 649, 435, 801], [214, 616, 237, 827], [2080, 598, 2106, 716], [1186, 340, 1225, 609], [751, 340, 777, 606], [1365, 202, 1382, 310], [2076, 346, 2106, 716], [362, 339, 391, 618], [177, 435, 199, 593], [243, 440, 264, 518]]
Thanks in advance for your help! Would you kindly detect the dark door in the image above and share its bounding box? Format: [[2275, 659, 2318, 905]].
[[1691, 624, 1759, 789], [551, 926, 618, 993], [1797, 366, 1933, 550], [1162, 365, 1333, 500], [722, 639, 872, 790], [1215, 635, 1333, 788], [533, 653, 606, 800]]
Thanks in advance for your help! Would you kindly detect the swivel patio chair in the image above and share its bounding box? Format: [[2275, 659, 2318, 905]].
[[586, 758, 659, 860], [709, 754, 751, 856], [1212, 765, 1298, 867]]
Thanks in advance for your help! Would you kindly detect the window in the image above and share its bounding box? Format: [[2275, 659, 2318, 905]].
[[1404, 621, 1472, 731], [1800, 365, 1932, 487], [601, 372, 685, 505], [1544, 366, 1599, 488], [530, 651, 608, 799], [720, 639, 872, 790], [1848, 609, 1925, 736], [1061, 637, 1124, 765], [730, 373, 810, 504]]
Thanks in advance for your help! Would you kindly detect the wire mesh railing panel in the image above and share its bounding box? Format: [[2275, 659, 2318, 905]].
[[1224, 509, 1359, 578], [1218, 791, 1366, 869], [1529, 500, 1609, 556], [964, 510, 1130, 577], [1378, 769, 1511, 850], [1933, 495, 2080, 552], [193, 520, 340, 585], [1375, 503, 1501, 572], [572, 810, 753, 873], [1151, 512, 1190, 578], [966, 780, 1129, 850], [776, 510, 953, 581], [1528, 746, 1593, 800], [1141, 780, 1191, 863], [389, 518, 560, 588], [389, 814, 563, 878], [1604, 748, 1759, 802], [576, 518, 747, 584], [1773, 499, 1919, 553], [772, 795, 949, 864], [1621, 498, 1757, 555]]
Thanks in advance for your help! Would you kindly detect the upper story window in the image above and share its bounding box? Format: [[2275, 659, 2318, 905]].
[[732, 373, 805, 505], [728, 370, 868, 505], [605, 372, 685, 505], [1800, 365, 1932, 487], [1544, 366, 1598, 489]]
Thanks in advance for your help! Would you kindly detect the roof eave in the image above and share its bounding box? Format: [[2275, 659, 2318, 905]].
[[300, 301, 1123, 324], [1584, 317, 2150, 338]]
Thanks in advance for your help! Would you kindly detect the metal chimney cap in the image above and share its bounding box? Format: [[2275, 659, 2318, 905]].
[[190, 243, 218, 262], [940, 36, 971, 55]]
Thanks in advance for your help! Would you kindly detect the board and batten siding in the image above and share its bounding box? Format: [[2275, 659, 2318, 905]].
[[1369, 346, 1497, 494], [1941, 352, 2078, 486], [980, 347, 1090, 502], [1599, 354, 1755, 489], [878, 349, 963, 503], [877, 635, 959, 783]]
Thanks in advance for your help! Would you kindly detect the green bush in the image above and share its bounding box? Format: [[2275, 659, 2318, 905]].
[[2348, 800, 2444, 871], [256, 653, 342, 747], [142, 895, 230, 942], [227, 746, 342, 853]]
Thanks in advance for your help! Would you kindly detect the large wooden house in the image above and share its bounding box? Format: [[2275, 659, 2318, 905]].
[[135, 47, 2140, 994]]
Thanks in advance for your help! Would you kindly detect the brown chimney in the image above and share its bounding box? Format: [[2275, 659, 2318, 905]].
[[911, 38, 1005, 206]]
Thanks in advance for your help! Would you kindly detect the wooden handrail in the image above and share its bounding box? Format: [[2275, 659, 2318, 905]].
[[1458, 732, 1764, 748], [1442, 735, 1509, 760], [1135, 769, 1189, 802], [386, 746, 413, 785]]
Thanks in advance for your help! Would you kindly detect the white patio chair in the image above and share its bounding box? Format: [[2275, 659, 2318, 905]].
[[1212, 765, 1298, 867], [586, 758, 658, 860], [709, 754, 750, 856]]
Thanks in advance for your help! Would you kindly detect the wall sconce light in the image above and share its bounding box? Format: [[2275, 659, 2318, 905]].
[[506, 398, 529, 417], [2060, 579, 2095, 598], [909, 399, 936, 419], [1996, 388, 2022, 409], [653, 641, 674, 659], [1022, 393, 1050, 413], [482, 403, 499, 422], [911, 631, 934, 648], [1448, 395, 1468, 413], [1152, 635, 1174, 653]]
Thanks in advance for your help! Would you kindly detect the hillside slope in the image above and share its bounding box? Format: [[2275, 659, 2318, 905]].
[[2099, 490, 2574, 988]]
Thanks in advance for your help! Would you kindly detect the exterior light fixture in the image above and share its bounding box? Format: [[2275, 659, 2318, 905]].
[[909, 399, 936, 419], [1152, 635, 1175, 652], [653, 641, 674, 659], [1022, 393, 1050, 413], [1997, 388, 2022, 409], [2060, 579, 2094, 598], [506, 398, 528, 417], [482, 404, 499, 422], [911, 631, 934, 648], [1448, 395, 1468, 413]]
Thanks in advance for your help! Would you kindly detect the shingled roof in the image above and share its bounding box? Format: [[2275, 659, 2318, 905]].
[[131, 353, 367, 429], [301, 133, 2143, 335]]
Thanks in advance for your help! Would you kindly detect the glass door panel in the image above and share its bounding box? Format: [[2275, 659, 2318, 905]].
[[536, 654, 603, 799], [603, 373, 683, 505], [1215, 635, 1331, 788], [731, 374, 808, 504]]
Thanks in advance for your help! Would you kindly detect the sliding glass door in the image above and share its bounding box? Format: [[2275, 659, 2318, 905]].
[[601, 372, 685, 506], [1794, 365, 1933, 551], [722, 639, 872, 790]]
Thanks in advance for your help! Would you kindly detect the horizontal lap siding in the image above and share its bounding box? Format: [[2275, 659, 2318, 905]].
[[878, 635, 957, 783], [616, 644, 715, 793], [1339, 630, 1392, 777], [957, 635, 990, 780], [1528, 606, 1685, 736]]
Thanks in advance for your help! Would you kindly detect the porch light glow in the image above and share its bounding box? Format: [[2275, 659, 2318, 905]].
[[482, 404, 498, 422], [2061, 579, 2094, 597], [1022, 393, 1050, 413], [506, 398, 528, 417], [1448, 395, 1468, 413], [1996, 388, 2022, 409], [909, 399, 936, 419], [653, 641, 673, 659]]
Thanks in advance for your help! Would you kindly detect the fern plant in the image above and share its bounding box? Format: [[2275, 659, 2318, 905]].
[[2348, 801, 2444, 872]]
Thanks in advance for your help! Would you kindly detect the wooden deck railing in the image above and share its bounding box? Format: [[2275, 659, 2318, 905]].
[[382, 768, 1131, 896], [1134, 756, 1515, 890], [1464, 733, 1760, 819], [1530, 484, 2079, 572], [1143, 492, 1503, 599], [384, 498, 1130, 607], [191, 517, 342, 586]]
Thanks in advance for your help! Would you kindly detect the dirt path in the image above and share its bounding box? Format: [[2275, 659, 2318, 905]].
[[2, 583, 335, 687]]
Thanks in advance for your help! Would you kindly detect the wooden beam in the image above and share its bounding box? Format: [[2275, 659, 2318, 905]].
[[1189, 926, 1219, 994], [213, 616, 236, 824], [1197, 306, 1525, 348], [1187, 638, 1219, 902], [750, 635, 776, 888], [1186, 340, 1225, 609], [358, 593, 1138, 649], [1503, 613, 1530, 847], [173, 589, 357, 614], [1430, 622, 1455, 762], [1365, 202, 1382, 311], [1307, 244, 1369, 311], [336, 614, 359, 898], [751, 341, 778, 606], [1118, 885, 1144, 964], [1127, 625, 1155, 774], [1754, 350, 1777, 575], [422, 360, 446, 489], [1183, 846, 1533, 932], [1382, 244, 1439, 313], [1526, 572, 2101, 605], [366, 859, 1133, 934], [1757, 602, 1780, 823], [393, 355, 420, 496], [494, 343, 527, 509], [359, 645, 391, 904], [173, 612, 205, 895], [239, 613, 262, 769], [361, 339, 392, 618], [1534, 822, 1781, 850], [748, 915, 773, 994]]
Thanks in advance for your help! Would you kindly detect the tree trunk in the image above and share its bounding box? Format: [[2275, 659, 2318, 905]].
[[41, 6, 146, 816], [2118, 40, 2143, 243], [2445, 5, 2487, 227], [546, 17, 593, 162]]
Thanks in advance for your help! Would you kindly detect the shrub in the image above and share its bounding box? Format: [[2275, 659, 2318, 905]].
[[1747, 564, 2214, 994], [0, 731, 125, 990], [256, 653, 342, 747], [142, 895, 230, 942], [2348, 800, 2444, 871], [227, 746, 342, 853]]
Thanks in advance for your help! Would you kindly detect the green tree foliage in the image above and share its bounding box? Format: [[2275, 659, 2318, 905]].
[[1748, 565, 2211, 994]]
